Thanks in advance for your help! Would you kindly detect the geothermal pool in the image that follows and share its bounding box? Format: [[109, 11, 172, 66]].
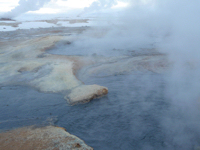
[[0, 22, 200, 150], [1, 72, 200, 150]]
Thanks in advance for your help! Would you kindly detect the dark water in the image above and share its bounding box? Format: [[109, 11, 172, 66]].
[[1, 71, 200, 150]]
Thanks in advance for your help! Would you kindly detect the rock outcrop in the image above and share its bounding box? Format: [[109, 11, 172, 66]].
[[65, 84, 108, 105], [0, 126, 93, 150]]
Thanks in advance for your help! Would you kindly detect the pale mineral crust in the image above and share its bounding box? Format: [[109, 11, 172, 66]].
[[0, 35, 108, 104], [0, 28, 170, 105]]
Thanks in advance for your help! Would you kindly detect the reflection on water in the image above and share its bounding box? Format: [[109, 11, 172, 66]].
[[1, 71, 200, 150]]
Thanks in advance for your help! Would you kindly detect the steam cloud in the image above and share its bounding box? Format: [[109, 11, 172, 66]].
[[78, 0, 200, 70], [84, 0, 117, 12], [1, 0, 200, 148], [68, 0, 200, 148], [0, 0, 52, 19]]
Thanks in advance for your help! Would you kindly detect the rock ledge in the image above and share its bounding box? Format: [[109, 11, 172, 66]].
[[0, 126, 93, 150]]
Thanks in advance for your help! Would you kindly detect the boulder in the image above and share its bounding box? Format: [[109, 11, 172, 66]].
[[66, 85, 108, 105]]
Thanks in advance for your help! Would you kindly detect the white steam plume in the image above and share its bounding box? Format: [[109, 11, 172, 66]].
[[85, 0, 117, 11], [68, 1, 200, 148], [0, 0, 52, 19], [78, 0, 118, 16], [83, 0, 200, 148]]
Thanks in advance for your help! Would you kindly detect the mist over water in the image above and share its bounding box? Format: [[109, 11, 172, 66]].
[[1, 0, 200, 149], [52, 1, 200, 149], [51, 0, 200, 148], [80, 0, 200, 112]]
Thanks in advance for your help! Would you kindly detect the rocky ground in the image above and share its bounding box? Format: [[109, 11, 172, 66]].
[[0, 126, 93, 150]]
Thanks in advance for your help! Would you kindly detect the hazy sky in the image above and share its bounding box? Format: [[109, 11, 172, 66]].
[[0, 0, 128, 14], [0, 0, 94, 12]]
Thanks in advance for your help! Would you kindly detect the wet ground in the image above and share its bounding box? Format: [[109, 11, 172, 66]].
[[0, 26, 88, 41]]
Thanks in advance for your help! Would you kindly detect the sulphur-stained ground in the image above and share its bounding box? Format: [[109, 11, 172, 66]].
[[0, 30, 108, 105], [0, 126, 93, 150], [0, 25, 169, 105]]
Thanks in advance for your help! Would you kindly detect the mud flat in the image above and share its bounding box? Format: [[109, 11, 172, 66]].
[[0, 18, 15, 21], [0, 18, 93, 32]]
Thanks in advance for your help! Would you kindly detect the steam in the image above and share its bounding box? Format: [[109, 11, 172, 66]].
[[0, 0, 52, 19], [1, 0, 200, 148], [70, 0, 200, 148], [77, 0, 200, 69], [78, 0, 118, 16], [84, 0, 118, 12]]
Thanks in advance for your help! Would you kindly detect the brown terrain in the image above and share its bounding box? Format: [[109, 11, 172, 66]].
[[0, 126, 93, 150]]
